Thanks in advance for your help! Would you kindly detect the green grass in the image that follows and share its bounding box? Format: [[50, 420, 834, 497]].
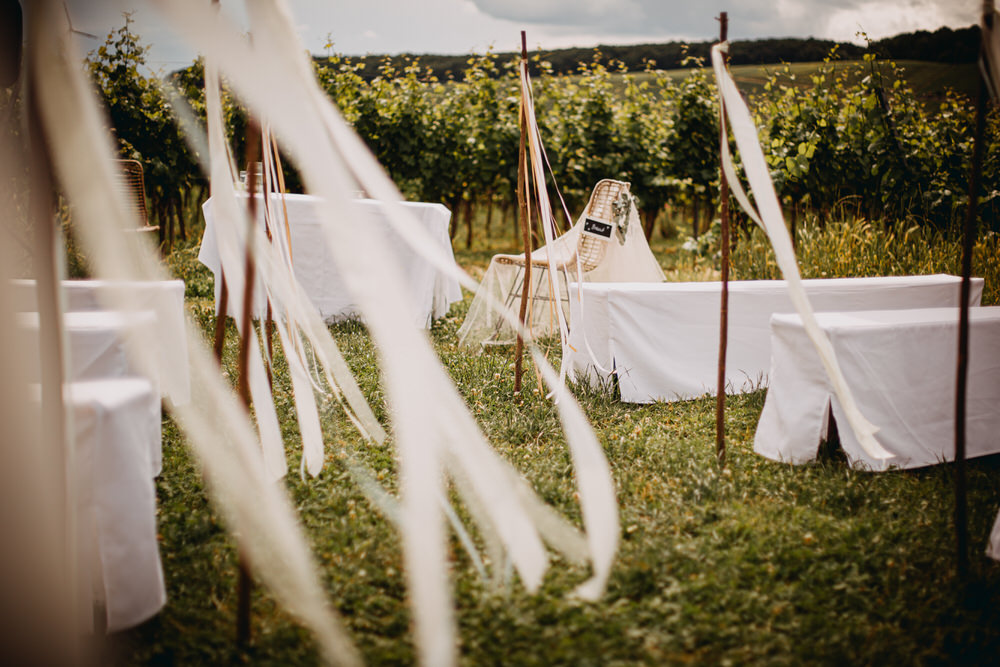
[[112, 215, 1000, 665]]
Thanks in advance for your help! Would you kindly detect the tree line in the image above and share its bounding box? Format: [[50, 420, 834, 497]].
[[321, 25, 979, 83]]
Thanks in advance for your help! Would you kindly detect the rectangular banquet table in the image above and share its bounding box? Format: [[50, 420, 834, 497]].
[[10, 279, 190, 405], [754, 307, 1000, 471], [200, 194, 463, 328], [566, 275, 984, 403]]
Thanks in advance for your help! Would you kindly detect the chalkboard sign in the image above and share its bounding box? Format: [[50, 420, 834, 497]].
[[582, 217, 612, 239]]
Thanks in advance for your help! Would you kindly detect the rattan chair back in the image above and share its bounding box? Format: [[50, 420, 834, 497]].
[[577, 179, 630, 272], [113, 159, 159, 234]]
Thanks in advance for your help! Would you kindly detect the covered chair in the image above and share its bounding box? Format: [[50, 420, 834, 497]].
[[457, 179, 664, 349]]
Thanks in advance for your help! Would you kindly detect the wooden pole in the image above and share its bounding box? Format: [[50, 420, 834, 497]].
[[514, 31, 531, 394], [213, 276, 229, 362], [201, 0, 255, 649], [209, 1, 229, 366], [715, 12, 730, 468], [261, 127, 275, 387], [954, 1, 992, 580], [235, 118, 262, 649]]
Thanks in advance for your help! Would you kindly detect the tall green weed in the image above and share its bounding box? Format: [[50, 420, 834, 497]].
[[730, 216, 1000, 305]]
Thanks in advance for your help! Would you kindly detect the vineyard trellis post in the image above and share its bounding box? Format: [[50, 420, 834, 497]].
[[514, 31, 531, 395], [232, 117, 263, 650], [954, 0, 993, 580], [715, 12, 730, 467], [202, 4, 258, 641]]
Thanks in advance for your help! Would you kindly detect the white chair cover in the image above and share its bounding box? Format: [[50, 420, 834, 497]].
[[457, 200, 663, 348]]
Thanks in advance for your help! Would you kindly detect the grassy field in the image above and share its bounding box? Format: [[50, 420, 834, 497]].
[[111, 215, 1000, 665]]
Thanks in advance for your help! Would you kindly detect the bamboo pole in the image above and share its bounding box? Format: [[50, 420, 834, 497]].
[[514, 31, 531, 394], [715, 12, 730, 468], [954, 0, 992, 580]]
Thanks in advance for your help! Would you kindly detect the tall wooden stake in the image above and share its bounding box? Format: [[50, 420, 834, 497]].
[[514, 31, 531, 394], [200, 0, 255, 652], [235, 119, 262, 649], [955, 1, 992, 580], [715, 12, 730, 467], [210, 0, 229, 367], [213, 275, 229, 361]]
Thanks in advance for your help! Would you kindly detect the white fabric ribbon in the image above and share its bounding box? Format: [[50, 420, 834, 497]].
[[30, 1, 362, 662], [981, 5, 1000, 101], [711, 42, 890, 462], [152, 2, 622, 664]]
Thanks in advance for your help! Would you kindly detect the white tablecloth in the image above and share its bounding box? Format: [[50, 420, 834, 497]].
[[567, 275, 984, 402], [64, 379, 166, 632], [19, 310, 155, 381], [19, 310, 164, 475], [10, 279, 190, 405], [200, 194, 462, 328], [755, 307, 1000, 470]]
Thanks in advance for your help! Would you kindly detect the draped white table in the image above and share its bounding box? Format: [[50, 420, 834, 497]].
[[65, 378, 166, 632], [14, 287, 172, 631], [200, 194, 462, 328], [566, 275, 984, 403], [11, 279, 189, 406], [19, 310, 164, 475], [755, 307, 1000, 470]]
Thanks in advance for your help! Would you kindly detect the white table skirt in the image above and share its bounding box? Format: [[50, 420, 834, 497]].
[[755, 307, 1000, 471], [19, 310, 155, 381], [10, 279, 190, 406], [19, 311, 165, 476], [567, 275, 984, 403], [199, 194, 462, 328], [65, 378, 166, 632]]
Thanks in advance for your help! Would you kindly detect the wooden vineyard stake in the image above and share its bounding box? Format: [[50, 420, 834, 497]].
[[198, 0, 255, 648], [954, 0, 992, 580], [715, 12, 730, 468], [212, 275, 229, 362], [233, 117, 262, 649], [210, 0, 228, 366], [514, 30, 531, 394]]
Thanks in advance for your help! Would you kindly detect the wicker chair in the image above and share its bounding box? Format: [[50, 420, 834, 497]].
[[113, 159, 159, 236], [495, 178, 631, 313]]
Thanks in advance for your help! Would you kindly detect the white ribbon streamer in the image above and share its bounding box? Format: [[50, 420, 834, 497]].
[[151, 2, 622, 663], [982, 5, 1000, 101], [30, 2, 362, 663], [711, 43, 890, 461]]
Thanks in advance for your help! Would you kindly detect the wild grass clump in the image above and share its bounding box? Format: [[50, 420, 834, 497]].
[[731, 216, 1000, 305]]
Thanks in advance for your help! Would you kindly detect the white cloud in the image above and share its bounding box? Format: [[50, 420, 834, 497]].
[[469, 0, 976, 42], [473, 0, 644, 26], [823, 0, 973, 42]]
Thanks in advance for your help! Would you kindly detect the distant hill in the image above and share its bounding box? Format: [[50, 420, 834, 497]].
[[318, 25, 979, 81]]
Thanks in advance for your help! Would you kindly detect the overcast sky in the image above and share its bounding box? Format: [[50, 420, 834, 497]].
[[64, 0, 976, 72]]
